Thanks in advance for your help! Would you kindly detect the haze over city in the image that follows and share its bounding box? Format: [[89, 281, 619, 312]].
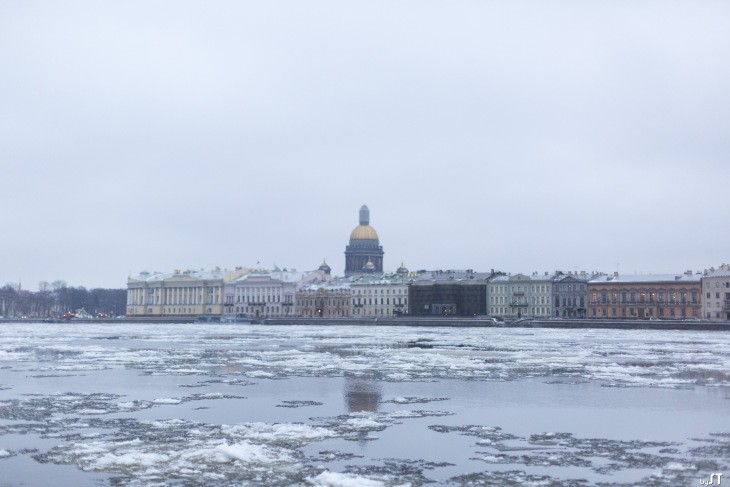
[[2, 1, 728, 289]]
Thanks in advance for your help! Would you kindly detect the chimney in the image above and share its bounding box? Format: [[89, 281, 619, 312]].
[[613, 271, 619, 278]]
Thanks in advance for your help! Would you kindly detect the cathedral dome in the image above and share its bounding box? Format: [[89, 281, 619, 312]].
[[350, 225, 379, 241], [362, 258, 376, 272], [345, 204, 384, 277], [318, 259, 331, 275]]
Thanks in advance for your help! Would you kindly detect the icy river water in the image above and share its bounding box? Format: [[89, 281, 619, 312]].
[[0, 323, 728, 486]]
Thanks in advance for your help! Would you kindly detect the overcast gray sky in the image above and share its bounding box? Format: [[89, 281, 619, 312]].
[[1, 1, 728, 289]]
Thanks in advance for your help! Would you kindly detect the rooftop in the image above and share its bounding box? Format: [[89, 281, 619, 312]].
[[589, 273, 701, 284]]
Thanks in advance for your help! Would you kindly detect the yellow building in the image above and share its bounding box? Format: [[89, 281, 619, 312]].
[[126, 268, 250, 317]]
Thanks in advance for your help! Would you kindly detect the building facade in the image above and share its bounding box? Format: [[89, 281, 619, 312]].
[[344, 205, 384, 277], [552, 273, 591, 318], [296, 281, 352, 317], [409, 270, 490, 316], [350, 274, 412, 317], [126, 268, 247, 317], [223, 268, 301, 318], [487, 273, 553, 319], [701, 265, 730, 321], [588, 272, 701, 319]]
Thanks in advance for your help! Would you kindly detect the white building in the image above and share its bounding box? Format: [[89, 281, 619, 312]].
[[350, 273, 413, 317], [487, 273, 553, 319], [223, 267, 303, 318], [127, 268, 247, 317], [702, 264, 730, 321]]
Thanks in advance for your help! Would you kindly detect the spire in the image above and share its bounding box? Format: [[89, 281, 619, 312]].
[[359, 205, 370, 225]]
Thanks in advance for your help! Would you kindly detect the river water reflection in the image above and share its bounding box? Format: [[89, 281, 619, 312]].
[[0, 323, 728, 486]]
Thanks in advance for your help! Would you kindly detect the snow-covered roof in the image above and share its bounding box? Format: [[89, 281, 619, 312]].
[[589, 273, 701, 284], [299, 282, 351, 292], [703, 268, 730, 278], [130, 269, 228, 282], [233, 270, 303, 284], [350, 274, 414, 286]]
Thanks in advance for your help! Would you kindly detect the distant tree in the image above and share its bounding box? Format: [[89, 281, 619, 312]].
[[0, 284, 126, 318], [0, 285, 17, 316], [52, 280, 67, 291]]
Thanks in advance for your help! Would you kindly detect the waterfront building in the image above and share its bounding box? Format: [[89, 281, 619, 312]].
[[350, 272, 413, 317], [223, 267, 302, 319], [126, 268, 248, 317], [409, 270, 490, 316], [552, 272, 592, 318], [344, 205, 384, 277], [487, 273, 553, 319], [296, 280, 351, 317], [587, 272, 701, 319], [701, 264, 730, 321]]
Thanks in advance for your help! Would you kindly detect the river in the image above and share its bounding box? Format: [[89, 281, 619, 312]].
[[0, 323, 728, 486]]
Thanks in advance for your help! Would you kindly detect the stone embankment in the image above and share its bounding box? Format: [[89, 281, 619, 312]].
[[2, 316, 729, 330], [264, 316, 730, 331]]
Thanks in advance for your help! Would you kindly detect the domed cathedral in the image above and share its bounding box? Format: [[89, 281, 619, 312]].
[[344, 205, 384, 277]]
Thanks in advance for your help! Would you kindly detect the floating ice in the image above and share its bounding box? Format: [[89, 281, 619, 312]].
[[152, 398, 181, 404], [215, 441, 293, 464], [308, 471, 385, 487], [2, 323, 729, 486]]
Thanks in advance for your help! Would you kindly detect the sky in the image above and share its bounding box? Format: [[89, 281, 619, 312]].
[[1, 1, 729, 290]]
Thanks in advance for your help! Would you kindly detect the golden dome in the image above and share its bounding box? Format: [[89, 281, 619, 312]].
[[350, 224, 379, 240]]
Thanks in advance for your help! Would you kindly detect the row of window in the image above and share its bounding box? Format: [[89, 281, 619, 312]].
[[489, 307, 551, 316], [704, 281, 730, 288], [591, 291, 698, 304], [127, 288, 218, 305], [490, 285, 553, 294], [354, 297, 407, 306], [592, 307, 699, 318], [352, 288, 406, 295]]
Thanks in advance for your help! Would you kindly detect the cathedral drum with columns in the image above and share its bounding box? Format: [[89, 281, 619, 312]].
[[344, 205, 384, 277]]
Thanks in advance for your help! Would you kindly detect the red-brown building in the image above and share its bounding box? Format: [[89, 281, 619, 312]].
[[588, 272, 701, 319], [295, 282, 352, 318]]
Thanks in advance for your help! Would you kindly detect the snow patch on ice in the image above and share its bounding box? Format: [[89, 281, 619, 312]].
[[223, 422, 335, 441], [216, 441, 292, 464], [152, 398, 181, 404], [309, 471, 385, 487]]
